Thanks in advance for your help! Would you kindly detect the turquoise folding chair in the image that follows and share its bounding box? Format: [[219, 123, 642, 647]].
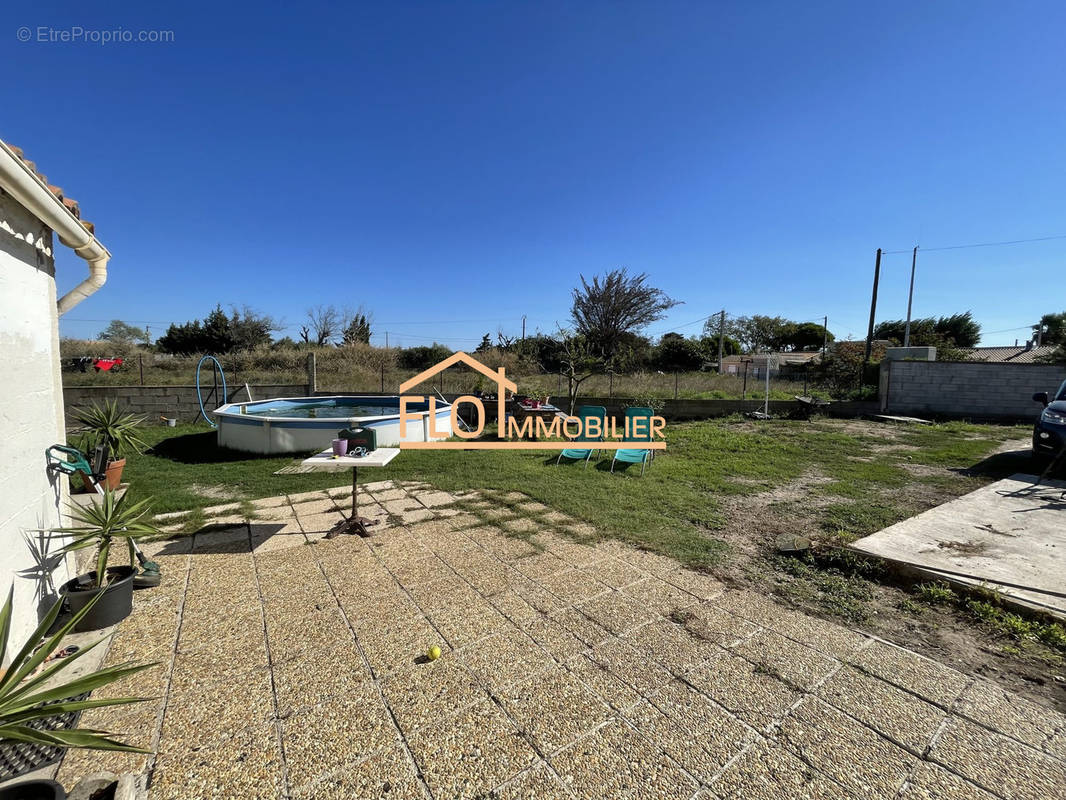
[[611, 406, 654, 476], [556, 405, 606, 468]]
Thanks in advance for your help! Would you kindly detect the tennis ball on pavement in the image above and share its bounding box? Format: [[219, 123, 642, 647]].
[[427, 645, 442, 661]]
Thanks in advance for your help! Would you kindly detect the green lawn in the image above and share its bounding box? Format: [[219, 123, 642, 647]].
[[122, 416, 1032, 570]]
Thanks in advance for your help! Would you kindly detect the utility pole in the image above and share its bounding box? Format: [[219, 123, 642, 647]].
[[822, 316, 828, 357], [863, 248, 882, 367], [385, 331, 389, 349], [903, 245, 918, 347], [717, 309, 726, 373], [521, 315, 526, 342]]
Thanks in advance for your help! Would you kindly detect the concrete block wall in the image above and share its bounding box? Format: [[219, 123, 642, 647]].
[[62, 383, 310, 425], [881, 360, 1066, 420]]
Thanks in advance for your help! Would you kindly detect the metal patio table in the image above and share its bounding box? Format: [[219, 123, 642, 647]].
[[300, 447, 400, 537]]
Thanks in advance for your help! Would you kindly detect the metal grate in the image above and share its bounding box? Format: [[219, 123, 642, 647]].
[[0, 692, 89, 782]]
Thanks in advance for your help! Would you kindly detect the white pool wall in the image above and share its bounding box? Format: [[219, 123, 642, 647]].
[[213, 395, 454, 454]]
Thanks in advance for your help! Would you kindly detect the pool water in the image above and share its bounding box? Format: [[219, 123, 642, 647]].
[[241, 397, 429, 419]]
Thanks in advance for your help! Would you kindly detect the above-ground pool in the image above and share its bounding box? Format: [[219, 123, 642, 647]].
[[213, 396, 453, 454]]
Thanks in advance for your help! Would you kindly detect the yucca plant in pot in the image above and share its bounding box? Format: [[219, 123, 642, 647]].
[[0, 589, 155, 800], [70, 401, 148, 491], [53, 491, 160, 633]]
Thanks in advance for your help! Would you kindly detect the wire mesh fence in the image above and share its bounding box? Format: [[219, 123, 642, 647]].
[[61, 348, 830, 400]]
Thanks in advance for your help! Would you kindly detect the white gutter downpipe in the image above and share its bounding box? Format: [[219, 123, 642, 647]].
[[0, 141, 111, 314]]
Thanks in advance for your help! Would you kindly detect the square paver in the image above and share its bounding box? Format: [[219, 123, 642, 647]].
[[626, 679, 753, 782], [550, 717, 697, 800], [586, 637, 674, 699], [576, 591, 656, 635], [777, 697, 915, 797], [409, 696, 538, 798], [291, 739, 423, 799], [566, 652, 643, 713], [899, 761, 1000, 800], [816, 666, 947, 754], [623, 619, 711, 676], [686, 649, 801, 730], [954, 678, 1066, 754], [709, 739, 852, 800], [490, 760, 575, 799], [460, 626, 553, 690], [928, 716, 1066, 800], [716, 590, 867, 659], [676, 601, 758, 647], [282, 686, 398, 790], [580, 558, 645, 589], [380, 654, 483, 736], [850, 640, 970, 707], [151, 722, 284, 800], [730, 629, 839, 690], [499, 666, 612, 754]]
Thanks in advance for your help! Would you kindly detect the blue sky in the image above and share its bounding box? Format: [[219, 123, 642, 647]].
[[6, 1, 1065, 348]]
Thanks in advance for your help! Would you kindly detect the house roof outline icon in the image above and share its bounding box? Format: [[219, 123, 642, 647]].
[[398, 351, 518, 395]]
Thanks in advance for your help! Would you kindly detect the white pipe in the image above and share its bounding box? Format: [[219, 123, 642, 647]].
[[0, 141, 111, 314]]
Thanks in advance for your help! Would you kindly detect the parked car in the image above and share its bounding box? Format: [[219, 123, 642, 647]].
[[1032, 378, 1066, 458]]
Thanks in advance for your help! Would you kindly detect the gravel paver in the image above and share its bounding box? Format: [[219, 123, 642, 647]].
[[61, 483, 1063, 800]]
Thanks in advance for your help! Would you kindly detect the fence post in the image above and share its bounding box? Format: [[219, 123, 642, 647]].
[[380, 363, 385, 393], [674, 372, 679, 400], [306, 352, 317, 394], [138, 354, 144, 384], [609, 371, 614, 399]]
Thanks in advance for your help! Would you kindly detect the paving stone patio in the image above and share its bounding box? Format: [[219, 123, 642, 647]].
[[57, 483, 1066, 799]]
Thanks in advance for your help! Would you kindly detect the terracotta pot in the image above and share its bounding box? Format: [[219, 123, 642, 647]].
[[103, 458, 126, 490]]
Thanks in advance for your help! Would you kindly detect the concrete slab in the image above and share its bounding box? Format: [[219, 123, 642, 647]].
[[849, 473, 1066, 617]]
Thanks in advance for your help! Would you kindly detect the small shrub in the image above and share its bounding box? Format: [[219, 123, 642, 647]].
[[916, 581, 957, 605]]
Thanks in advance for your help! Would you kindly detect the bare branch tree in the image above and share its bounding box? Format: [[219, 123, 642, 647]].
[[304, 305, 341, 347], [571, 268, 680, 360]]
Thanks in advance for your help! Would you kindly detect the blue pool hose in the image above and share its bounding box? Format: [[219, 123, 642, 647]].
[[196, 355, 227, 427]]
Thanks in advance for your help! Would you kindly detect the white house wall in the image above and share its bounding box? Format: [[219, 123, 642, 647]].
[[0, 188, 70, 653]]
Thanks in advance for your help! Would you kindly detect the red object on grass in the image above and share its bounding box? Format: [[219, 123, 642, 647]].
[[92, 358, 123, 372]]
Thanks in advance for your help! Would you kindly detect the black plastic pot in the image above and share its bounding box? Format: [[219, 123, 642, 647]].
[[0, 779, 66, 800], [60, 566, 135, 632]]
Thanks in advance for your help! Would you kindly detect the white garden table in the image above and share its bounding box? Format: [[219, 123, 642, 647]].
[[300, 447, 400, 538]]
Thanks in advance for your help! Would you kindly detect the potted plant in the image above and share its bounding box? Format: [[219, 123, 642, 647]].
[[53, 491, 160, 633], [0, 589, 154, 799], [70, 401, 148, 491]]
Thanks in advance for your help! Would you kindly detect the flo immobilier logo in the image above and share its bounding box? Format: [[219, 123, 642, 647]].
[[396, 352, 666, 451]]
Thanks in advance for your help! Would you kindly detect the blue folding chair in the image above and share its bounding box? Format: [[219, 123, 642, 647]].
[[611, 406, 654, 476], [556, 405, 606, 468]]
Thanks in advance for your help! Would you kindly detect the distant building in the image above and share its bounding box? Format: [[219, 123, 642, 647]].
[[720, 351, 822, 378], [961, 345, 1056, 364]]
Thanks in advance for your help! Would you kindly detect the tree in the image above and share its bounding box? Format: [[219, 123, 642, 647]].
[[342, 312, 372, 346], [397, 344, 453, 370], [229, 306, 281, 350], [698, 334, 740, 359], [476, 333, 493, 352], [784, 321, 833, 351], [555, 331, 602, 415], [571, 268, 680, 361], [1035, 312, 1066, 346], [301, 305, 341, 346], [731, 315, 793, 352], [874, 311, 981, 349], [654, 334, 705, 372], [155, 305, 233, 354], [98, 320, 148, 345]]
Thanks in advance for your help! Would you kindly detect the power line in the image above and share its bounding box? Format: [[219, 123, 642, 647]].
[[883, 233, 1066, 255]]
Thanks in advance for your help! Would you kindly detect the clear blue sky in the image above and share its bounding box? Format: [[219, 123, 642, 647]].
[[7, 1, 1065, 348]]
